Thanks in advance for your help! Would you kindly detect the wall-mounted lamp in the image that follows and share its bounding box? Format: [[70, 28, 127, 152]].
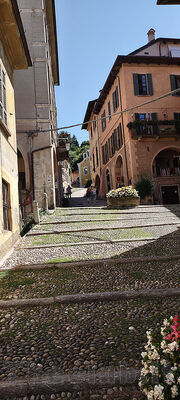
[[65, 142, 70, 151]]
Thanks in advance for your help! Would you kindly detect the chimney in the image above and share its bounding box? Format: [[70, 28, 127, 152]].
[[147, 28, 155, 43]]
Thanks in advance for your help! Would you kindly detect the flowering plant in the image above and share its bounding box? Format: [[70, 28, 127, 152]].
[[106, 186, 139, 199], [139, 316, 180, 400]]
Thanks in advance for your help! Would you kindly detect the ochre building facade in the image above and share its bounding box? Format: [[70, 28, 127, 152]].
[[82, 31, 180, 204], [0, 0, 31, 260]]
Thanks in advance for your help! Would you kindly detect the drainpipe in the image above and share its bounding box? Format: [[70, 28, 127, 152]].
[[117, 75, 130, 184]]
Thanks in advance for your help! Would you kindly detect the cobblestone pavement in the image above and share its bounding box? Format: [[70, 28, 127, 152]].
[[0, 196, 180, 399]]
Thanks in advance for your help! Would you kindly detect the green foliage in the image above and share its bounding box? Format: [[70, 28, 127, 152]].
[[135, 175, 154, 199], [69, 134, 89, 172]]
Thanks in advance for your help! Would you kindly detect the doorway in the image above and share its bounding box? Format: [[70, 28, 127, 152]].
[[161, 185, 179, 204]]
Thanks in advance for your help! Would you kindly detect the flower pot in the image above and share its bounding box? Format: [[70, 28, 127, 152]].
[[107, 196, 140, 208]]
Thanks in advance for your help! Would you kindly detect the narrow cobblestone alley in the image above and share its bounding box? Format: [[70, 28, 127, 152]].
[[0, 190, 180, 399]]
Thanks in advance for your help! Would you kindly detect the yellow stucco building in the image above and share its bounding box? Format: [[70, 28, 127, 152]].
[[0, 0, 31, 261], [77, 150, 91, 187]]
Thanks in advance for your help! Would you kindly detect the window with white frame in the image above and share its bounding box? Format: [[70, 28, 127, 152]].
[[0, 65, 7, 125]]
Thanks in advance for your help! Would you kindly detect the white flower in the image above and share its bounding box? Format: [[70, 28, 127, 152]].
[[147, 390, 154, 400], [160, 359, 167, 367], [178, 377, 180, 384], [171, 366, 177, 371], [154, 384, 164, 400], [141, 351, 148, 358], [165, 372, 174, 385], [168, 342, 179, 351], [141, 367, 149, 376], [149, 365, 159, 375], [171, 385, 178, 398], [161, 340, 167, 350]]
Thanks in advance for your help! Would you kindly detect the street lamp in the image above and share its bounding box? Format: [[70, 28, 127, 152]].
[[65, 142, 70, 151]]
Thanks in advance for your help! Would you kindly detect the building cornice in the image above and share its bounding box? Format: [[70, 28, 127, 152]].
[[0, 0, 31, 70], [45, 0, 60, 86]]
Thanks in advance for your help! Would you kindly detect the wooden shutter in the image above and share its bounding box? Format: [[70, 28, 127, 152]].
[[151, 113, 158, 135], [133, 74, 139, 96], [115, 86, 119, 108], [114, 129, 117, 150], [147, 74, 153, 95], [102, 146, 105, 164], [118, 123, 123, 147], [108, 138, 111, 158], [112, 91, 116, 113], [170, 75, 176, 96]]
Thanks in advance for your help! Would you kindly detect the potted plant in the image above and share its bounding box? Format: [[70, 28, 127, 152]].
[[135, 175, 154, 204], [106, 186, 140, 208]]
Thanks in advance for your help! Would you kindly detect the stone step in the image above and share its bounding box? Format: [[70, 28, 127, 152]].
[[0, 288, 179, 308], [39, 216, 180, 225], [26, 221, 180, 236]]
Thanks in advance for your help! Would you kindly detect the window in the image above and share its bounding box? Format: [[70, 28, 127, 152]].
[[112, 86, 119, 113], [93, 117, 97, 131], [108, 101, 111, 120], [105, 142, 109, 163], [108, 138, 112, 158], [84, 167, 88, 175], [170, 75, 180, 96], [93, 153, 95, 172], [101, 110, 106, 131], [135, 112, 158, 134], [2, 179, 11, 230], [0, 65, 7, 125], [102, 145, 105, 164], [90, 126, 93, 137], [133, 73, 153, 96], [117, 123, 123, 149], [96, 146, 99, 167]]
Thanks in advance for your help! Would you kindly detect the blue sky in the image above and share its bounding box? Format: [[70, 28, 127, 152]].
[[55, 0, 180, 144]]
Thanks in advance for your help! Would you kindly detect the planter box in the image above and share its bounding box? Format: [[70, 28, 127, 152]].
[[107, 196, 140, 208]]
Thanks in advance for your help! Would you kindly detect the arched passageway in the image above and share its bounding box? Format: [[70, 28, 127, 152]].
[[152, 148, 180, 204], [115, 155, 124, 188]]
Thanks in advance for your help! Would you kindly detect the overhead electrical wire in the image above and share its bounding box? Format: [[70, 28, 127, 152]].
[[26, 86, 180, 135]]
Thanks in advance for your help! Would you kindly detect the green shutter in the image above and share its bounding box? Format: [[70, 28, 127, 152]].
[[147, 74, 153, 95], [112, 92, 115, 112], [170, 75, 176, 96], [151, 113, 158, 135], [133, 74, 139, 96], [119, 123, 123, 147]]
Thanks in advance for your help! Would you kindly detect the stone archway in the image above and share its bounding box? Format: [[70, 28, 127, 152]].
[[18, 149, 31, 219], [115, 155, 124, 188], [152, 147, 180, 204]]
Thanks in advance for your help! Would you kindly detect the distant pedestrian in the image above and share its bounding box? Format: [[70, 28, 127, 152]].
[[66, 185, 72, 199], [86, 186, 91, 204], [92, 187, 96, 203]]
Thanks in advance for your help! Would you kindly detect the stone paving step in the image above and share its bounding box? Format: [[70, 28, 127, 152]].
[[39, 215, 180, 225], [8, 253, 180, 271], [0, 369, 140, 399], [16, 237, 155, 250], [0, 288, 179, 308], [27, 221, 180, 236]]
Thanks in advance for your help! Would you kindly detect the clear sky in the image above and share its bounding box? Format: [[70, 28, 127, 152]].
[[54, 0, 180, 144]]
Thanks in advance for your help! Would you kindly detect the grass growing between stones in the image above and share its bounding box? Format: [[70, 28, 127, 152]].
[[30, 227, 152, 247], [0, 259, 179, 300], [0, 297, 178, 380]]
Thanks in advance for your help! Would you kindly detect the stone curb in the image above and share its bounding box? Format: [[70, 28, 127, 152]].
[[54, 209, 179, 217], [9, 253, 180, 271], [0, 369, 140, 398], [26, 221, 180, 236], [0, 288, 179, 308], [39, 216, 178, 225], [16, 237, 155, 250]]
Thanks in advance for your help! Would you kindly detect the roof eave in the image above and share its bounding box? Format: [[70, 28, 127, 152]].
[[45, 0, 60, 86]]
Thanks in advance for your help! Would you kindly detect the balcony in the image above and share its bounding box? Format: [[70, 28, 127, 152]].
[[127, 120, 180, 139], [56, 135, 70, 162]]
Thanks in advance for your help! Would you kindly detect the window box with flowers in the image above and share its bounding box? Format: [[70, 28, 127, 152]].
[[106, 186, 140, 208]]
